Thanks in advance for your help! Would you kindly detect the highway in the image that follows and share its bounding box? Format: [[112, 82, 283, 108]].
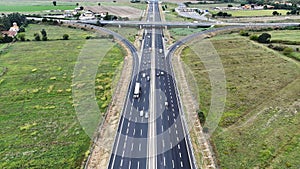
[[107, 0, 197, 169]]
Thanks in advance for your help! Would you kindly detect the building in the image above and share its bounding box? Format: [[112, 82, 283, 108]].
[[1, 22, 19, 38]]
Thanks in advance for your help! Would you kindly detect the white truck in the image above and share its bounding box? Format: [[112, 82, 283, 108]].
[[133, 82, 141, 99]]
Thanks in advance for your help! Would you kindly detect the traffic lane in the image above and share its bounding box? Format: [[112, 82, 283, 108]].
[[153, 36, 193, 169], [156, 139, 191, 169], [110, 156, 147, 169], [109, 27, 152, 168]]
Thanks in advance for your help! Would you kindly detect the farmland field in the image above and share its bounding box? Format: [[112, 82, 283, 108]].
[[225, 9, 289, 17], [0, 24, 125, 168], [0, 0, 146, 13], [181, 33, 300, 168]]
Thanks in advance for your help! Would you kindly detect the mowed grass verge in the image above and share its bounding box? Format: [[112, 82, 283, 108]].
[[181, 33, 300, 168], [0, 24, 125, 168]]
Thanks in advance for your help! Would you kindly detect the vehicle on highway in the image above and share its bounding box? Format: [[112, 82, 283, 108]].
[[165, 101, 168, 107], [160, 71, 164, 75], [142, 73, 146, 78], [145, 112, 149, 119], [133, 82, 141, 98], [140, 110, 144, 117], [147, 76, 150, 81], [156, 72, 160, 76], [159, 49, 163, 53]]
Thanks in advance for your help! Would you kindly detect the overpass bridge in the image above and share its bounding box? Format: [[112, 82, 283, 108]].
[[78, 19, 300, 29]]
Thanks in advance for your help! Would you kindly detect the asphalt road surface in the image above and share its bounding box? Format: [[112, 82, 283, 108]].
[[108, 1, 196, 169]]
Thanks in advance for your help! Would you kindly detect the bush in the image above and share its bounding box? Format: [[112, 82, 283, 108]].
[[42, 18, 48, 22], [0, 34, 13, 43], [19, 26, 26, 32], [283, 47, 294, 55], [197, 110, 206, 125], [239, 30, 250, 36], [34, 33, 41, 41], [249, 34, 259, 41], [17, 33, 26, 41], [62, 34, 69, 40]]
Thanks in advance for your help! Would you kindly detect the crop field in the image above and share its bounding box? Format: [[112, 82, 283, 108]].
[[265, 30, 300, 42], [0, 5, 76, 12], [0, 0, 146, 13], [227, 9, 289, 17], [181, 33, 300, 168], [0, 24, 125, 168]]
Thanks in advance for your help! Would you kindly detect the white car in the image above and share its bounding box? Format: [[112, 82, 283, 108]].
[[145, 112, 149, 119], [140, 110, 144, 117], [160, 72, 164, 75], [147, 76, 150, 81], [142, 73, 146, 78], [165, 101, 168, 107]]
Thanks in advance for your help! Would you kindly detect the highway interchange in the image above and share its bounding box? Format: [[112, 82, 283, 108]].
[[70, 1, 300, 169]]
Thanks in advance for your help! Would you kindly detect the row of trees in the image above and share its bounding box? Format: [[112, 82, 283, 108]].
[[15, 28, 68, 42], [18, 32, 69, 42], [0, 13, 27, 31]]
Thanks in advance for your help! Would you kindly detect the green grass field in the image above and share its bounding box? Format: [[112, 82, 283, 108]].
[[106, 26, 139, 43], [0, 0, 146, 12], [169, 28, 207, 40], [225, 9, 289, 17], [0, 24, 125, 168], [266, 30, 300, 42], [181, 33, 300, 168], [0, 5, 76, 12]]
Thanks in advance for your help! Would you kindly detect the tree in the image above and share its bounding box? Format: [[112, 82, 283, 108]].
[[258, 33, 271, 43], [63, 34, 69, 40], [228, 4, 233, 7], [41, 29, 47, 41], [273, 11, 279, 15], [98, 2, 101, 6], [53, 1, 57, 6], [0, 13, 27, 30], [76, 3, 79, 6], [79, 6, 84, 10]]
